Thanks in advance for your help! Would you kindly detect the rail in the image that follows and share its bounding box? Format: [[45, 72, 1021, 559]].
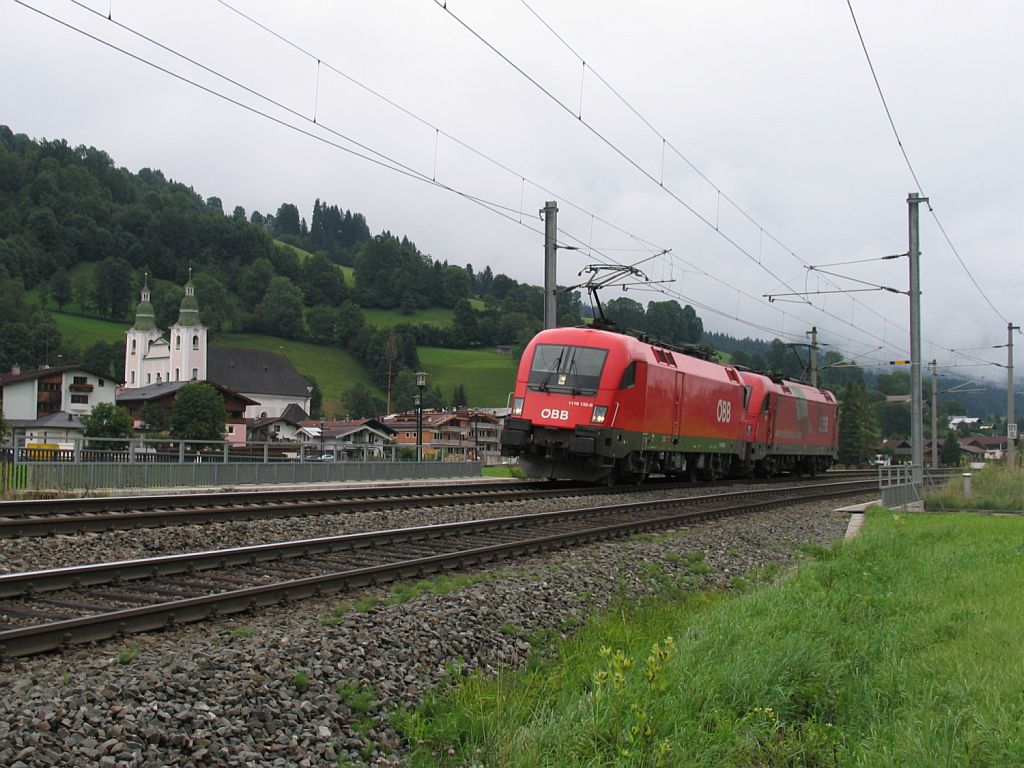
[[0, 479, 877, 658]]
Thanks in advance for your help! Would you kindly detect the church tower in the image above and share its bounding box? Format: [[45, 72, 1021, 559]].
[[124, 272, 163, 388], [168, 268, 208, 383]]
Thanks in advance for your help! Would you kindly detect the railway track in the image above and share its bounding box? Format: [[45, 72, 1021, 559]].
[[0, 470, 897, 538], [0, 478, 877, 658]]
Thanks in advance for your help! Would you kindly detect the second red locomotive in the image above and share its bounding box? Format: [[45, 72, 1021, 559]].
[[500, 326, 838, 483]]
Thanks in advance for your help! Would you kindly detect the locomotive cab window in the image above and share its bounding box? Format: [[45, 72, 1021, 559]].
[[619, 361, 637, 390], [761, 393, 772, 412], [528, 344, 608, 395]]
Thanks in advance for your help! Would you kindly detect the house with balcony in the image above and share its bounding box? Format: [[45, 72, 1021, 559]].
[[381, 409, 502, 462], [0, 364, 116, 445], [296, 418, 395, 459]]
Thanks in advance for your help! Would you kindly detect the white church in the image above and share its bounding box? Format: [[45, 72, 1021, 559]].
[[123, 272, 312, 420], [124, 272, 207, 388]]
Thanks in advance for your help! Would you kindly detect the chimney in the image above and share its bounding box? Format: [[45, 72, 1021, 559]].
[[11, 364, 20, 375]]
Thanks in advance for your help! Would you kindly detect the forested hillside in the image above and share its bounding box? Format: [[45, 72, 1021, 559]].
[[0, 126, 582, 409], [0, 125, 1012, 452]]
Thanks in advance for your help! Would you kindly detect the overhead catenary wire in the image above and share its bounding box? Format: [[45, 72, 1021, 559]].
[[14, 1, 1004, 382], [845, 0, 1011, 326], [433, 0, 1000, 372], [213, 0, 669, 263], [453, 1, 1020, 383], [514, 0, 926, 342], [84, 0, 924, 367], [15, 0, 640, 273], [15, 0, 824, 352], [143, 0, 895, 355]]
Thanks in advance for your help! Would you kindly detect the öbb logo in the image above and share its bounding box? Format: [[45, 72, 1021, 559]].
[[541, 408, 570, 421], [715, 400, 732, 423]]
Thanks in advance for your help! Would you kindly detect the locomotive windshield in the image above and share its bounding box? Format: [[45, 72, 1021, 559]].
[[527, 344, 608, 395]]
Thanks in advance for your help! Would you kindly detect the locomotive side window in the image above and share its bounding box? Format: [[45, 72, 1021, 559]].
[[528, 344, 608, 395], [761, 393, 772, 412], [743, 385, 752, 408], [619, 361, 637, 390]]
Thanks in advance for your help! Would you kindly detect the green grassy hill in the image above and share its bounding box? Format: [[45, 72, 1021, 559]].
[[51, 310, 124, 348], [274, 240, 355, 284], [418, 347, 518, 407], [362, 306, 455, 329]]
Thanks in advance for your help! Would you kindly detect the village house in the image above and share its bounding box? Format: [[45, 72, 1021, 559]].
[[0, 363, 116, 446]]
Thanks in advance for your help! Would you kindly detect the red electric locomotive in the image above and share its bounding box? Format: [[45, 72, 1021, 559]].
[[739, 371, 838, 476], [500, 326, 838, 482]]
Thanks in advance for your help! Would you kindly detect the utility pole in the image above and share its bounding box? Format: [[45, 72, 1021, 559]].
[[1009, 322, 1019, 469], [542, 201, 558, 330], [908, 192, 927, 488], [930, 359, 938, 469], [807, 326, 818, 387]]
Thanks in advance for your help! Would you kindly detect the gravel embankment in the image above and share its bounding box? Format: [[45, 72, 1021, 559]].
[[0, 496, 865, 768]]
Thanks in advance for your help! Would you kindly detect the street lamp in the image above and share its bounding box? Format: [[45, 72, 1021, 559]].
[[320, 418, 325, 459], [415, 371, 428, 462]]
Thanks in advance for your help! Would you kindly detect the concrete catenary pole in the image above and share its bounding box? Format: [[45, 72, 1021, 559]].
[[1009, 322, 1019, 468], [808, 326, 818, 388], [930, 359, 938, 469], [908, 193, 927, 488], [542, 201, 558, 330]]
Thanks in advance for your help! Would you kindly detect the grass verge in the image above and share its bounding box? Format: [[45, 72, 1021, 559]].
[[394, 510, 1024, 766], [926, 464, 1023, 511], [481, 465, 526, 479]]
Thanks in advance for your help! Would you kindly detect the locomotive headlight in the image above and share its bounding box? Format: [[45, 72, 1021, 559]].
[[512, 397, 525, 416], [591, 405, 608, 424]]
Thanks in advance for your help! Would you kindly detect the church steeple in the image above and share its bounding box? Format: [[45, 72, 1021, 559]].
[[176, 264, 201, 327], [132, 269, 157, 331]]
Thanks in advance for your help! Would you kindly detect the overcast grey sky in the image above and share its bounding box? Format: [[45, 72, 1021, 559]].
[[3, 0, 1022, 383]]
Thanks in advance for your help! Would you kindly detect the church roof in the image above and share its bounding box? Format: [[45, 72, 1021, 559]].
[[207, 348, 311, 398]]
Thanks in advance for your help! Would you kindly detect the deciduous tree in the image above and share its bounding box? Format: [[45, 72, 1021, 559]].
[[256, 277, 305, 339], [81, 402, 133, 449], [343, 383, 386, 419], [169, 383, 225, 441], [139, 401, 168, 434], [51, 268, 73, 311]]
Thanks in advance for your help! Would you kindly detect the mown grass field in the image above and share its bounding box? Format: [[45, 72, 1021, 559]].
[[395, 510, 1024, 766]]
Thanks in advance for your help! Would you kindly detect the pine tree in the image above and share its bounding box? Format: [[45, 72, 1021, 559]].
[[838, 381, 877, 466], [940, 429, 961, 467]]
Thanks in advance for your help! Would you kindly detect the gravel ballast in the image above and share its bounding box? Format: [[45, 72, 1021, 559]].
[[0, 497, 864, 767], [0, 481, 846, 574]]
